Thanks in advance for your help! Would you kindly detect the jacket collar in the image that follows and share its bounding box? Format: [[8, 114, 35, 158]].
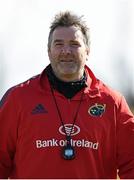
[[39, 64, 101, 98], [84, 65, 101, 98]]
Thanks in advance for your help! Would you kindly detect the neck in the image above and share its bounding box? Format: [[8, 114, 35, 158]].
[[55, 72, 85, 83], [45, 64, 87, 99]]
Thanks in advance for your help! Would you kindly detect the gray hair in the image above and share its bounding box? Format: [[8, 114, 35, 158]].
[[48, 11, 90, 50]]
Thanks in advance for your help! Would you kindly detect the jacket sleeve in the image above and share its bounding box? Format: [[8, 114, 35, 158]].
[[0, 88, 19, 178], [117, 95, 134, 178]]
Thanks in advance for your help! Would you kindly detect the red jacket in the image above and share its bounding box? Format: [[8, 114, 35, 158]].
[[0, 65, 134, 179]]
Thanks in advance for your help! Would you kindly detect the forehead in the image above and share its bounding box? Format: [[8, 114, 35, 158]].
[[52, 26, 84, 41]]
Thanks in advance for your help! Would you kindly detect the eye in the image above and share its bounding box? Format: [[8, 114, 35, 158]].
[[70, 41, 80, 47], [55, 43, 63, 46], [53, 40, 64, 47]]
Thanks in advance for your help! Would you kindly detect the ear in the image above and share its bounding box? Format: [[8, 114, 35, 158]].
[[48, 49, 51, 59], [86, 48, 90, 61], [86, 48, 90, 55]]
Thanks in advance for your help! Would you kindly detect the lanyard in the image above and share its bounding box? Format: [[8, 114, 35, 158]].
[[50, 84, 84, 160]]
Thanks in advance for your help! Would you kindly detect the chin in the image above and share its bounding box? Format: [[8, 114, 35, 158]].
[[60, 68, 77, 74], [60, 71, 76, 76], [60, 72, 77, 79]]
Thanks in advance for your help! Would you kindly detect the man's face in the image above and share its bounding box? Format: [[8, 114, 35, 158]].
[[48, 26, 89, 82]]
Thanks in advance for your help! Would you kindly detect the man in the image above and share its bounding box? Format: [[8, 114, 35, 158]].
[[0, 11, 134, 179]]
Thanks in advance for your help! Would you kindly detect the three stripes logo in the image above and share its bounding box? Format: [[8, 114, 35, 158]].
[[31, 104, 48, 114]]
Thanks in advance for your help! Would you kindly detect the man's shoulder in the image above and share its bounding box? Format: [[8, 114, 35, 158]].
[[98, 79, 123, 103], [10, 74, 40, 93], [85, 66, 123, 103], [0, 74, 41, 107]]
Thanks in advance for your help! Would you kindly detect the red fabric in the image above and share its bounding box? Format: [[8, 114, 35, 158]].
[[0, 65, 134, 179]]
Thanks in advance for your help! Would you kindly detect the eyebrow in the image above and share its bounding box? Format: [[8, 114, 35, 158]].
[[53, 39, 63, 43], [53, 39, 79, 43], [70, 40, 79, 43]]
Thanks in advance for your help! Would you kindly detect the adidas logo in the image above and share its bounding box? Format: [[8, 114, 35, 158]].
[[31, 104, 48, 114]]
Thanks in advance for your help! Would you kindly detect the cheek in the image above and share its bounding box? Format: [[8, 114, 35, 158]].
[[49, 51, 57, 60], [51, 49, 60, 58], [78, 52, 87, 61], [83, 49, 88, 58]]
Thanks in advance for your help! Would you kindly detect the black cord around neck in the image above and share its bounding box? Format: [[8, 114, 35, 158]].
[[50, 84, 84, 138]]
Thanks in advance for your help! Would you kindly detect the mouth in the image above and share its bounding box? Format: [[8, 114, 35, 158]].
[[59, 61, 75, 66], [60, 59, 74, 62], [59, 55, 75, 62]]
